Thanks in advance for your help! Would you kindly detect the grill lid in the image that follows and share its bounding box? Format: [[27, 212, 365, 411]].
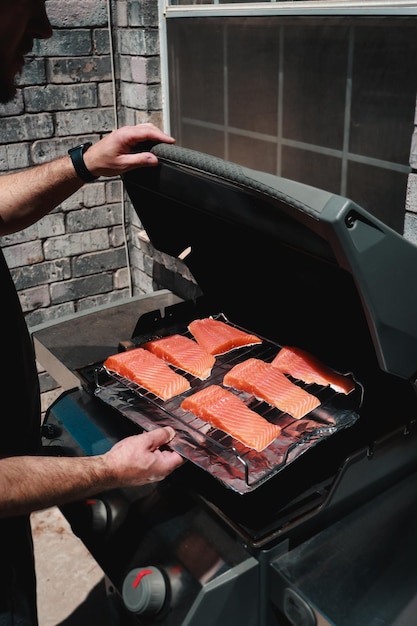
[[123, 144, 417, 382]]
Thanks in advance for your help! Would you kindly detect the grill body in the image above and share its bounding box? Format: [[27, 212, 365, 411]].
[[35, 146, 417, 625]]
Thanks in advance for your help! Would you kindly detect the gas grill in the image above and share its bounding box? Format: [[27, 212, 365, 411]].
[[34, 144, 417, 625]]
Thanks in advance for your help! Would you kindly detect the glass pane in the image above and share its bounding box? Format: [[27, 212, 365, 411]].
[[180, 126, 226, 157], [281, 146, 342, 194], [228, 23, 280, 136], [167, 16, 417, 231], [228, 135, 278, 173], [169, 21, 225, 126], [347, 163, 409, 233], [282, 21, 349, 149], [350, 24, 417, 164]]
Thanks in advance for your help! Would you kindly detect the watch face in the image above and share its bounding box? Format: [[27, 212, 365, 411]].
[[69, 142, 91, 154], [68, 142, 97, 182]]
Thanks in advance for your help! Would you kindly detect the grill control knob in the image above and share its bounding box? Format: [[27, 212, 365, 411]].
[[122, 566, 166, 615], [81, 491, 129, 536], [84, 498, 108, 534]]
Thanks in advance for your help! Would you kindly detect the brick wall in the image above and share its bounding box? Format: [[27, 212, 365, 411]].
[[0, 0, 129, 329], [404, 128, 417, 242], [0, 0, 172, 413], [111, 0, 198, 300]]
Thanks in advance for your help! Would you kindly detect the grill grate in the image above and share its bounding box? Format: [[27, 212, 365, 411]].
[[94, 315, 362, 494]]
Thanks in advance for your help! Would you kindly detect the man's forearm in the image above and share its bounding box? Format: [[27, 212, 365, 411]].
[[0, 454, 111, 518], [0, 156, 83, 235], [0, 124, 176, 236], [0, 427, 183, 518]]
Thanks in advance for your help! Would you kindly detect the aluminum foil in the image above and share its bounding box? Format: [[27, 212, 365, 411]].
[[94, 316, 362, 494]]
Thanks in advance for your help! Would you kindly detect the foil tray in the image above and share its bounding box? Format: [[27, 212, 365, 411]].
[[93, 314, 362, 495]]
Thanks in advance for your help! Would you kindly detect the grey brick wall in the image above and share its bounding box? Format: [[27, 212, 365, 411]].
[[404, 127, 417, 242], [0, 0, 124, 331], [0, 0, 177, 324], [0, 0, 172, 413], [111, 0, 190, 301]]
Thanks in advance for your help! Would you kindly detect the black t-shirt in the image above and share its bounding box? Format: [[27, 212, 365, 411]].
[[0, 249, 41, 455], [0, 248, 41, 625]]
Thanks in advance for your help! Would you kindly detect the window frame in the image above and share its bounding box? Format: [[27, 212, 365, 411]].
[[165, 0, 417, 16], [159, 0, 417, 133]]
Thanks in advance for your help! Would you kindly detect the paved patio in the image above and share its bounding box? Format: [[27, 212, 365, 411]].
[[31, 507, 113, 626]]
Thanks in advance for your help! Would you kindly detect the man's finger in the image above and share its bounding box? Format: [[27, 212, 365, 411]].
[[146, 426, 176, 449]]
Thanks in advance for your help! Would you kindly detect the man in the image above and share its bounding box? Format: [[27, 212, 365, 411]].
[[0, 0, 184, 623]]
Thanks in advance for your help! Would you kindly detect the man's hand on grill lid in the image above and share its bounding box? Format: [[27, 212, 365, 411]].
[[82, 122, 175, 178], [102, 426, 185, 486], [0, 123, 175, 237]]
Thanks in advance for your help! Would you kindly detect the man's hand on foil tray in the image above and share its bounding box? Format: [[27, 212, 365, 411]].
[[102, 426, 185, 486], [0, 427, 183, 518], [0, 123, 175, 237]]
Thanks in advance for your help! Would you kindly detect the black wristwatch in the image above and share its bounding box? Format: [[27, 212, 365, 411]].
[[68, 142, 98, 183]]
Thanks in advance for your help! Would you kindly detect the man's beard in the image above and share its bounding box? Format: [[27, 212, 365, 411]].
[[0, 81, 17, 104], [0, 64, 18, 104]]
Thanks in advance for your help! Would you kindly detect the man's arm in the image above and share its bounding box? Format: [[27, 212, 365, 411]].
[[0, 123, 174, 235], [0, 427, 183, 518], [0, 122, 181, 518]]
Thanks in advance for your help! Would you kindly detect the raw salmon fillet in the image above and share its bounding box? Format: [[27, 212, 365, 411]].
[[143, 334, 215, 380], [188, 317, 262, 356], [180, 385, 281, 452], [103, 347, 190, 401], [271, 346, 355, 395], [224, 358, 320, 419]]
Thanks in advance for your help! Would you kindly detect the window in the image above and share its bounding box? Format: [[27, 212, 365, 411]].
[[162, 3, 417, 232]]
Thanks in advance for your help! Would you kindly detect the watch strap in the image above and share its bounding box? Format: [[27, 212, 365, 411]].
[[68, 142, 98, 183]]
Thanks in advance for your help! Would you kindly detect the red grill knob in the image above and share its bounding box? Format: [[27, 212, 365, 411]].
[[85, 498, 108, 534], [122, 566, 166, 615]]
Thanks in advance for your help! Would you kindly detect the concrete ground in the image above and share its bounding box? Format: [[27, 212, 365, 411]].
[[31, 507, 113, 626], [34, 385, 118, 625]]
